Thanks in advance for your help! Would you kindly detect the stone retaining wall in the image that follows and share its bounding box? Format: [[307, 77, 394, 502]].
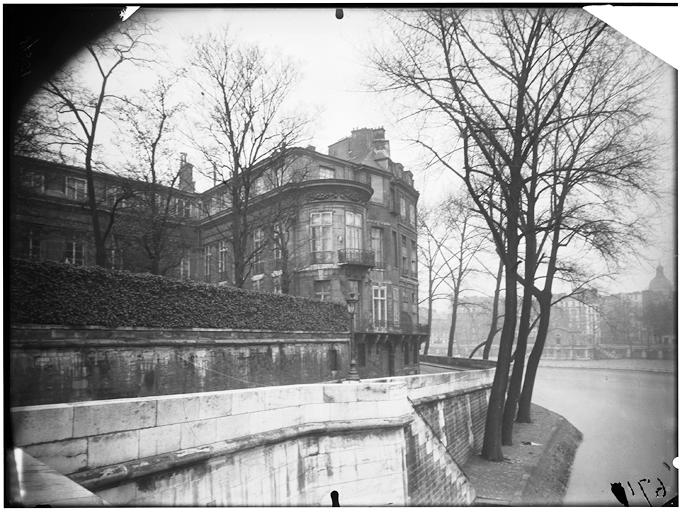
[[9, 325, 349, 406], [10, 369, 494, 506]]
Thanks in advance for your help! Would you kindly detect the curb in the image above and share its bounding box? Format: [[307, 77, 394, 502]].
[[512, 414, 583, 505], [509, 421, 560, 505]]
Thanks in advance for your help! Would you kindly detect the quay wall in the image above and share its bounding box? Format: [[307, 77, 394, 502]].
[[10, 369, 493, 506]]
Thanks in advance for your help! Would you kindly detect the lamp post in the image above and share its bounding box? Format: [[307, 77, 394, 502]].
[[345, 292, 360, 381]]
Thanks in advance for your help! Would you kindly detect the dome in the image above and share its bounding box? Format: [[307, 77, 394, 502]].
[[648, 265, 673, 293]]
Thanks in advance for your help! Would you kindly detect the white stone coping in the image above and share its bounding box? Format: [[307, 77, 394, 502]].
[[10, 370, 494, 478]]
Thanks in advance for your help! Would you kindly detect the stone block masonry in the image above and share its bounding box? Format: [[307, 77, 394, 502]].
[[9, 325, 349, 406], [10, 368, 494, 506]]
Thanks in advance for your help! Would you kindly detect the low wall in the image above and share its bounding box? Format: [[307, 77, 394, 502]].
[[9, 325, 349, 406], [10, 369, 493, 506], [420, 354, 496, 370]]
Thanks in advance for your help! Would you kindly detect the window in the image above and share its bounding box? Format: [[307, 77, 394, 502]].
[[203, 245, 214, 281], [273, 230, 283, 269], [23, 171, 45, 193], [180, 256, 191, 280], [175, 198, 191, 217], [392, 230, 398, 268], [319, 166, 335, 179], [64, 238, 85, 265], [411, 240, 417, 274], [314, 280, 331, 301], [401, 235, 408, 273], [409, 204, 416, 225], [392, 287, 400, 325], [65, 177, 86, 201], [372, 286, 387, 327], [357, 342, 366, 367], [329, 348, 339, 372], [399, 196, 406, 218], [252, 177, 265, 196], [253, 228, 265, 275], [218, 240, 229, 277], [345, 211, 363, 251], [311, 212, 333, 263], [27, 231, 41, 260], [370, 174, 384, 204], [404, 342, 410, 365], [371, 227, 383, 267]]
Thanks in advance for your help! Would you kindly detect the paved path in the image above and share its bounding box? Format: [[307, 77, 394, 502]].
[[532, 366, 677, 506]]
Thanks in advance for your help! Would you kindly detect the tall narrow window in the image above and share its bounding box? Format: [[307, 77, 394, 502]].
[[409, 204, 416, 226], [392, 230, 398, 268], [311, 212, 333, 263], [401, 235, 408, 273], [411, 240, 417, 275], [180, 256, 191, 279], [319, 166, 335, 179], [399, 196, 406, 218], [392, 286, 400, 325], [370, 227, 383, 267], [370, 174, 384, 204], [404, 342, 410, 365], [273, 229, 283, 269], [218, 240, 229, 279], [314, 280, 331, 301], [64, 238, 85, 265], [372, 286, 387, 328], [253, 228, 265, 275], [65, 177, 86, 201], [203, 245, 214, 281], [345, 211, 363, 251]]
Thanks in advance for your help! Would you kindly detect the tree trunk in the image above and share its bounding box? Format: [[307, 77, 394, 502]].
[[483, 259, 504, 359], [517, 295, 551, 423], [447, 291, 459, 357], [481, 252, 517, 461], [501, 284, 532, 444], [501, 214, 536, 444], [424, 294, 433, 355]]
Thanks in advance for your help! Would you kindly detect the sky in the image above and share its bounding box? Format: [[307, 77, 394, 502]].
[[43, 7, 678, 297]]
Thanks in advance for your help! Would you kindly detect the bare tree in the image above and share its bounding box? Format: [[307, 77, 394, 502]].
[[371, 8, 660, 458], [188, 29, 307, 288], [417, 206, 454, 355], [21, 22, 153, 267], [468, 258, 504, 359], [438, 194, 487, 357], [112, 76, 190, 275]]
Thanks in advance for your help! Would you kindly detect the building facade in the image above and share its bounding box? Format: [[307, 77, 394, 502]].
[[10, 128, 427, 378]]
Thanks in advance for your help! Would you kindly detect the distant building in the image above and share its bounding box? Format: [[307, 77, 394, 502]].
[[10, 128, 428, 378]]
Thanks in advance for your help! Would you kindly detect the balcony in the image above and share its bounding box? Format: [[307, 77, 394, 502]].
[[338, 249, 375, 268]]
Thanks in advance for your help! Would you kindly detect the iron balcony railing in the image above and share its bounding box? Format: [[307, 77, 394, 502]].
[[338, 249, 375, 267]]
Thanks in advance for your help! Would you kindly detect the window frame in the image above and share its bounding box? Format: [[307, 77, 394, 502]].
[[65, 176, 87, 201]]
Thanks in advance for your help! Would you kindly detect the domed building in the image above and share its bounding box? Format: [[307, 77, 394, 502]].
[[648, 264, 673, 295], [642, 264, 675, 349]]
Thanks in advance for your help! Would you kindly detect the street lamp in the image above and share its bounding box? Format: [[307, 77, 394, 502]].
[[345, 292, 360, 381]]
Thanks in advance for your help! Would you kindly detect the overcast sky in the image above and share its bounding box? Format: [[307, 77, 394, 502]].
[[56, 7, 677, 297]]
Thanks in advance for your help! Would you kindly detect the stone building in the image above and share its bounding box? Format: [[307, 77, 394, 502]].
[[10, 128, 427, 379]]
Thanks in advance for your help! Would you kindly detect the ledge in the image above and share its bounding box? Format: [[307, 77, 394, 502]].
[[70, 416, 412, 491]]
